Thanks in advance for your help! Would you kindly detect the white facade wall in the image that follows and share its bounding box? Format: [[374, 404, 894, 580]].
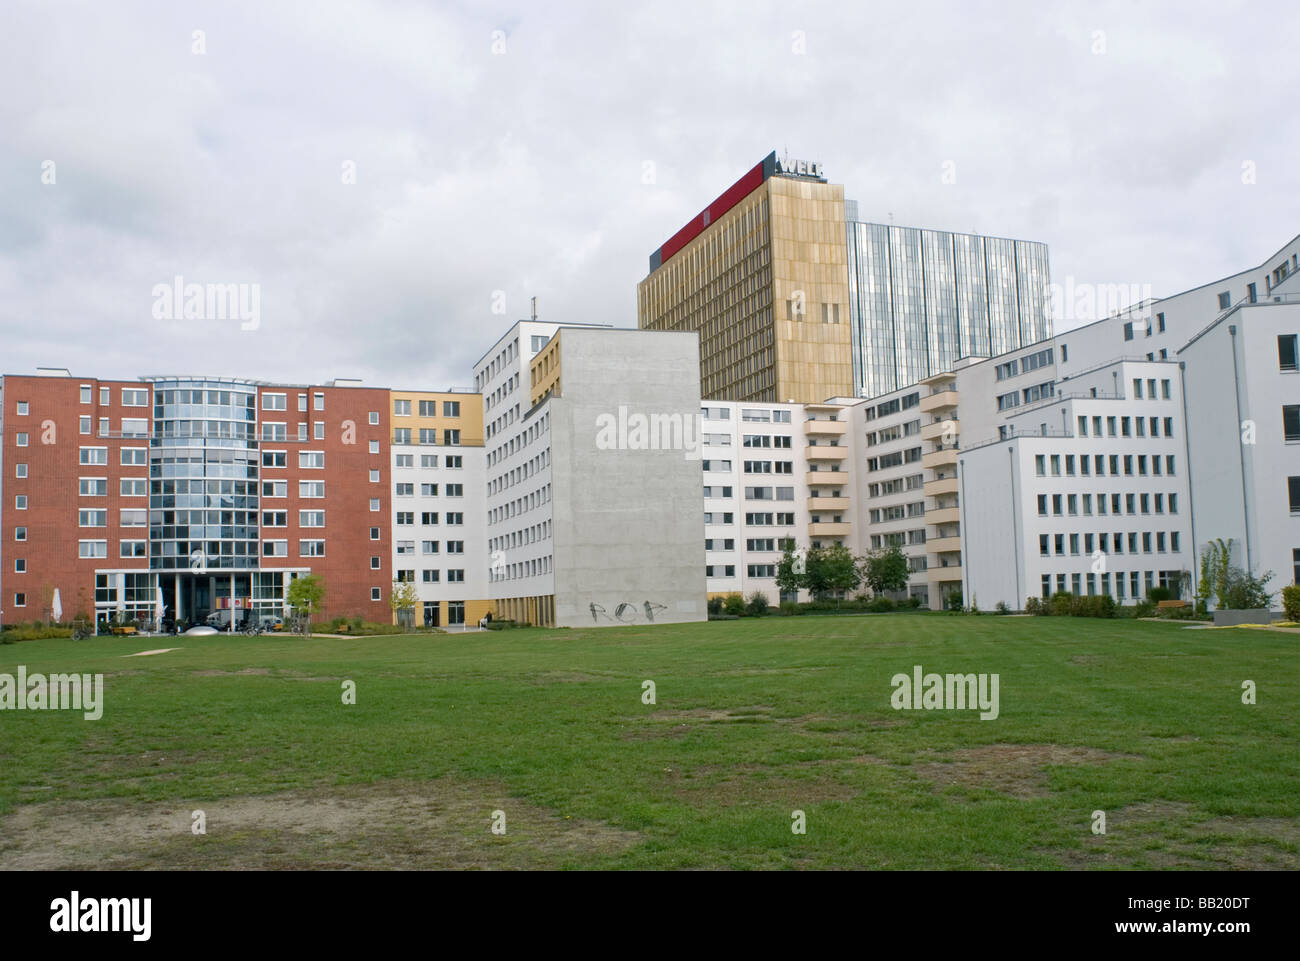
[[961, 361, 1193, 609], [1180, 300, 1300, 607], [390, 440, 488, 624]]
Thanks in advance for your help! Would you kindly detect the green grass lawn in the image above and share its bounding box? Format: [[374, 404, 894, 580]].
[[1, 614, 1296, 870]]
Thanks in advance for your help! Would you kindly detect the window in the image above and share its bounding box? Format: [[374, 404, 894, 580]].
[[262, 511, 287, 527], [1285, 406, 1300, 443], [394, 399, 412, 416], [100, 387, 109, 406], [299, 481, 325, 498], [79, 509, 107, 527], [78, 540, 108, 558], [80, 385, 92, 404], [14, 463, 27, 479], [263, 541, 288, 557], [447, 570, 465, 583], [422, 455, 438, 468], [314, 393, 324, 411], [419, 429, 438, 445], [369, 411, 380, 425], [393, 428, 412, 445], [122, 388, 149, 406], [422, 570, 440, 583], [80, 415, 91, 434], [314, 422, 324, 440], [262, 423, 286, 441], [395, 483, 414, 497], [421, 512, 439, 525], [14, 527, 26, 541], [445, 455, 462, 468], [119, 509, 147, 527], [122, 448, 147, 466], [1217, 291, 1231, 310], [15, 400, 29, 415], [446, 512, 463, 525], [263, 480, 287, 498], [398, 512, 416, 525], [1279, 335, 1298, 372], [371, 588, 382, 602], [445, 483, 463, 497], [299, 540, 326, 557], [370, 527, 381, 540], [1123, 321, 1134, 341], [16, 432, 28, 447], [1291, 477, 1300, 514], [262, 392, 287, 411], [299, 451, 325, 469], [298, 393, 308, 412], [444, 429, 460, 446], [14, 558, 26, 572], [263, 450, 287, 468], [369, 469, 380, 483], [120, 541, 147, 558], [370, 498, 381, 512], [299, 511, 325, 527], [444, 401, 460, 417]]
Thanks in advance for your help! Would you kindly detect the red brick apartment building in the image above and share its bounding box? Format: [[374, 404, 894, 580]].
[[0, 374, 394, 628]]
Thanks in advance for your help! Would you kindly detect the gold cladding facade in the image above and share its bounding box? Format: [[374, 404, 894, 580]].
[[637, 176, 853, 405]]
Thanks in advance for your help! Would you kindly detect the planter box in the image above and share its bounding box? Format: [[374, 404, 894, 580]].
[[1212, 609, 1274, 627]]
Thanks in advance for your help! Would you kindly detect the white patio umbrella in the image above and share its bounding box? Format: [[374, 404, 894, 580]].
[[155, 586, 165, 632], [52, 588, 63, 624]]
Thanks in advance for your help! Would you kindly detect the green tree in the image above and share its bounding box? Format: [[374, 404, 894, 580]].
[[860, 545, 910, 596], [775, 545, 804, 599], [286, 574, 325, 636], [389, 579, 420, 630], [805, 543, 859, 603]]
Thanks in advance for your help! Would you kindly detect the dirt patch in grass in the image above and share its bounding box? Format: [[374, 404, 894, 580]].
[[191, 668, 273, 677], [913, 744, 1137, 799], [646, 706, 774, 723], [0, 778, 640, 870], [664, 766, 859, 808]]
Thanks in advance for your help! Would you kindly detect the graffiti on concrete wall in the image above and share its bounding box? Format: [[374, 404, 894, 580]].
[[589, 601, 669, 623]]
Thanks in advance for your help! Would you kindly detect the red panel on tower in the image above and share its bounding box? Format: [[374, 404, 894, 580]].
[[649, 154, 773, 272]]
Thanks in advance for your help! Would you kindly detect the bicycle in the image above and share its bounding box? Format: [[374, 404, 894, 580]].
[[70, 620, 92, 641]]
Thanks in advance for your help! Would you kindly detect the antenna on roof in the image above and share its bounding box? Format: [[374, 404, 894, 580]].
[[531, 296, 538, 321]]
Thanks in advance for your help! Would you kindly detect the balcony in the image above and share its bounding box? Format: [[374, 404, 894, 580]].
[[808, 521, 852, 537], [920, 419, 958, 442], [805, 471, 848, 486], [923, 476, 959, 497], [919, 389, 959, 414], [808, 496, 851, 511], [805, 445, 848, 461], [922, 447, 958, 469], [927, 506, 961, 526], [804, 418, 848, 437], [927, 535, 963, 555], [927, 562, 962, 582]]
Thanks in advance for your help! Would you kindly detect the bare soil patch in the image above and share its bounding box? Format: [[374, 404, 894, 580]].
[[0, 778, 640, 870], [913, 743, 1137, 799]]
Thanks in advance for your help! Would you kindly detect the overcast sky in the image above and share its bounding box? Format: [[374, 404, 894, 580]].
[[2, 0, 1296, 390]]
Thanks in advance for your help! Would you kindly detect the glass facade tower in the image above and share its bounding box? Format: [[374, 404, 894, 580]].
[[846, 218, 1052, 398], [148, 378, 260, 571]]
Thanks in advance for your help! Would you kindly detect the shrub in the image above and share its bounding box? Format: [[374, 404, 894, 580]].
[[1219, 568, 1275, 611], [866, 596, 895, 613], [778, 601, 798, 616], [1130, 599, 1157, 618], [1147, 586, 1173, 603], [995, 601, 1011, 615], [1024, 597, 1043, 615], [1282, 585, 1300, 622], [1049, 591, 1075, 617], [707, 596, 724, 616], [746, 591, 770, 617], [904, 596, 922, 609], [722, 593, 746, 617]]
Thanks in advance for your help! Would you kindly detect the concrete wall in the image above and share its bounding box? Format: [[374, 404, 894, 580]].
[[549, 329, 706, 627]]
